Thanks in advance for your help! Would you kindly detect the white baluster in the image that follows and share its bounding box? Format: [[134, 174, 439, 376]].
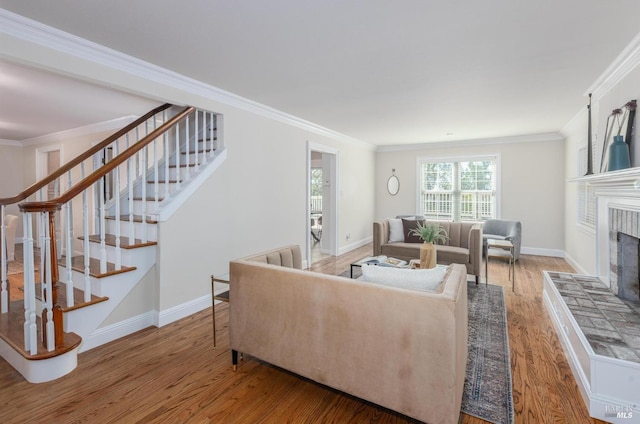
[[194, 111, 199, 170], [114, 140, 122, 270], [99, 177, 107, 274], [1, 205, 7, 313], [209, 112, 214, 159], [141, 145, 148, 243], [54, 179, 62, 260], [185, 115, 191, 180], [64, 201, 74, 308], [175, 124, 181, 190], [199, 110, 206, 165], [82, 184, 91, 302], [65, 171, 74, 308], [43, 212, 54, 351], [126, 134, 135, 244], [153, 116, 159, 213], [23, 212, 37, 354], [164, 110, 170, 201]]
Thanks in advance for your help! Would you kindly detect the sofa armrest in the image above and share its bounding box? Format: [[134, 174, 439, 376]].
[[467, 223, 483, 277], [373, 221, 389, 256]]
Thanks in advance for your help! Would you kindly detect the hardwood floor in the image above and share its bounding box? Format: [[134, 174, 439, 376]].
[[0, 245, 606, 423]]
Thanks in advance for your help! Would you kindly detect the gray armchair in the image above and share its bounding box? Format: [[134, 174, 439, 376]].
[[482, 219, 522, 261]]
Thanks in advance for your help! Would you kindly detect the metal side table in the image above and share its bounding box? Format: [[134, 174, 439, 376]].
[[211, 275, 229, 348], [485, 239, 515, 291]]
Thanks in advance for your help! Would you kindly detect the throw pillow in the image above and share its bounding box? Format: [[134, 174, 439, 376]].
[[402, 218, 425, 243], [388, 218, 404, 242], [361, 264, 448, 292]]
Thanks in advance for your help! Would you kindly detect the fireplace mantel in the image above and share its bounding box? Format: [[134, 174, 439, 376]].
[[570, 167, 640, 190]]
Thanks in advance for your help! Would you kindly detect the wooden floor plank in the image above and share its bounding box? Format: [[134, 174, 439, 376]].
[[0, 244, 608, 423]]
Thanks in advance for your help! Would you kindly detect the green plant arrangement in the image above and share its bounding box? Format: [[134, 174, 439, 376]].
[[409, 221, 448, 244]]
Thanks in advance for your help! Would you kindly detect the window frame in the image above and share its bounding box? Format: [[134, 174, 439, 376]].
[[576, 147, 596, 234], [415, 154, 501, 222]]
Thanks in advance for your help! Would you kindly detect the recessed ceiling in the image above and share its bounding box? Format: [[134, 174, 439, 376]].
[[1, 1, 640, 145]]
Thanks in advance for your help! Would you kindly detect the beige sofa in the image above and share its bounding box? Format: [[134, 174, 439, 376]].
[[229, 245, 468, 424], [374, 219, 483, 284]]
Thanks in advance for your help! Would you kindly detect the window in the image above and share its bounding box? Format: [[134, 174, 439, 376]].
[[577, 147, 596, 229], [417, 156, 498, 222]]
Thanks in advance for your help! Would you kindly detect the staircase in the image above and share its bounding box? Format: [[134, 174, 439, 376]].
[[0, 104, 225, 383]]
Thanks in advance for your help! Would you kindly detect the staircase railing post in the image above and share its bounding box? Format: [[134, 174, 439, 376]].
[[20, 203, 65, 350], [43, 208, 64, 350]]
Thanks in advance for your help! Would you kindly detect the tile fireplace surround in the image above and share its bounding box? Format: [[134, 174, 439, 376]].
[[544, 168, 640, 423]]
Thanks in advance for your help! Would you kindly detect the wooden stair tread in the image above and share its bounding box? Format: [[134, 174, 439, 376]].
[[106, 215, 158, 224], [33, 282, 109, 312], [79, 234, 157, 249], [168, 163, 196, 168], [59, 255, 137, 278], [181, 147, 215, 154], [131, 196, 165, 202], [148, 179, 178, 184], [0, 301, 82, 360]]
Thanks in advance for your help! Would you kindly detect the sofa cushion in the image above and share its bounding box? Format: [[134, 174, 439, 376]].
[[388, 218, 405, 242], [361, 264, 448, 292], [402, 218, 425, 243], [380, 242, 423, 259], [435, 245, 469, 265]]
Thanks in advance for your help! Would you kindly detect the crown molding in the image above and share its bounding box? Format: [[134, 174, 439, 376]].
[[376, 132, 564, 152], [586, 31, 640, 99], [0, 8, 374, 150], [0, 139, 21, 147], [20, 116, 138, 147]]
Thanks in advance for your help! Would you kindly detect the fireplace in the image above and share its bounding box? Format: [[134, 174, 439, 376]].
[[609, 208, 640, 302]]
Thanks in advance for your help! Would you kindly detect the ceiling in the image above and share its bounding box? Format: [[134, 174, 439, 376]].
[[0, 59, 162, 141], [1, 1, 640, 146]]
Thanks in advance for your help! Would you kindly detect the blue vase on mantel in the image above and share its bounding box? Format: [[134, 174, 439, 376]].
[[608, 135, 631, 171]]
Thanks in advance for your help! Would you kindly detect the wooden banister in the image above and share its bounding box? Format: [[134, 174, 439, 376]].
[[20, 106, 194, 213], [17, 104, 193, 351], [0, 103, 173, 207]]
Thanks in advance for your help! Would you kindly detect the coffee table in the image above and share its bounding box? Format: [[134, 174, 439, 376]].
[[349, 256, 408, 278]]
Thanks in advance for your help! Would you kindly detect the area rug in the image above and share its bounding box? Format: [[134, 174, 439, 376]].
[[463, 282, 514, 424], [339, 267, 514, 423]]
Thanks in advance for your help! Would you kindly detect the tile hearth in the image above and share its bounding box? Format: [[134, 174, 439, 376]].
[[547, 272, 640, 363]]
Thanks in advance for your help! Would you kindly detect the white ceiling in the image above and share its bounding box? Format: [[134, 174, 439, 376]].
[[0, 59, 162, 141], [1, 1, 640, 146]]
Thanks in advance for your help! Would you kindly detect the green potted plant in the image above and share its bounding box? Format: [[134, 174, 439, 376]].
[[409, 222, 448, 269]]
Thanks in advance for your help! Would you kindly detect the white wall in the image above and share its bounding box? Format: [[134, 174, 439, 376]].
[[0, 25, 376, 315], [376, 138, 566, 254], [563, 56, 640, 274], [0, 143, 24, 219]]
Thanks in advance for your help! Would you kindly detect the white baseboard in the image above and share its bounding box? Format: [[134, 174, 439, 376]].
[[81, 291, 224, 351], [81, 311, 156, 352], [155, 294, 212, 327], [520, 246, 565, 258], [563, 252, 590, 275], [338, 236, 373, 256]]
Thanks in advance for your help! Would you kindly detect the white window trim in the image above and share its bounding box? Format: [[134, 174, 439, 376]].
[[576, 146, 596, 233], [415, 153, 501, 221]]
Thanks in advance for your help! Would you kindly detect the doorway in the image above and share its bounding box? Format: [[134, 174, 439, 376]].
[[307, 142, 338, 267]]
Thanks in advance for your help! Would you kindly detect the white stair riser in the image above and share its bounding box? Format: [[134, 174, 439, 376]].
[[131, 199, 162, 216], [105, 220, 158, 241], [86, 242, 137, 264]]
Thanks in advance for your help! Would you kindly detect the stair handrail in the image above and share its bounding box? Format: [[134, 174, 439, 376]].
[[19, 106, 194, 213], [0, 103, 173, 207], [14, 105, 194, 352]]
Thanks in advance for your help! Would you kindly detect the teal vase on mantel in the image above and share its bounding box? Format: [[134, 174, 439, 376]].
[[608, 135, 631, 171]]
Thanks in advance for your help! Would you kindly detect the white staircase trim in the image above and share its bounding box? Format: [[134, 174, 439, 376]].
[[157, 147, 227, 221], [0, 337, 78, 383]]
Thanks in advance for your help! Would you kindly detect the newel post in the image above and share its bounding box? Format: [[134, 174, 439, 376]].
[[45, 209, 64, 348], [20, 201, 64, 349]]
